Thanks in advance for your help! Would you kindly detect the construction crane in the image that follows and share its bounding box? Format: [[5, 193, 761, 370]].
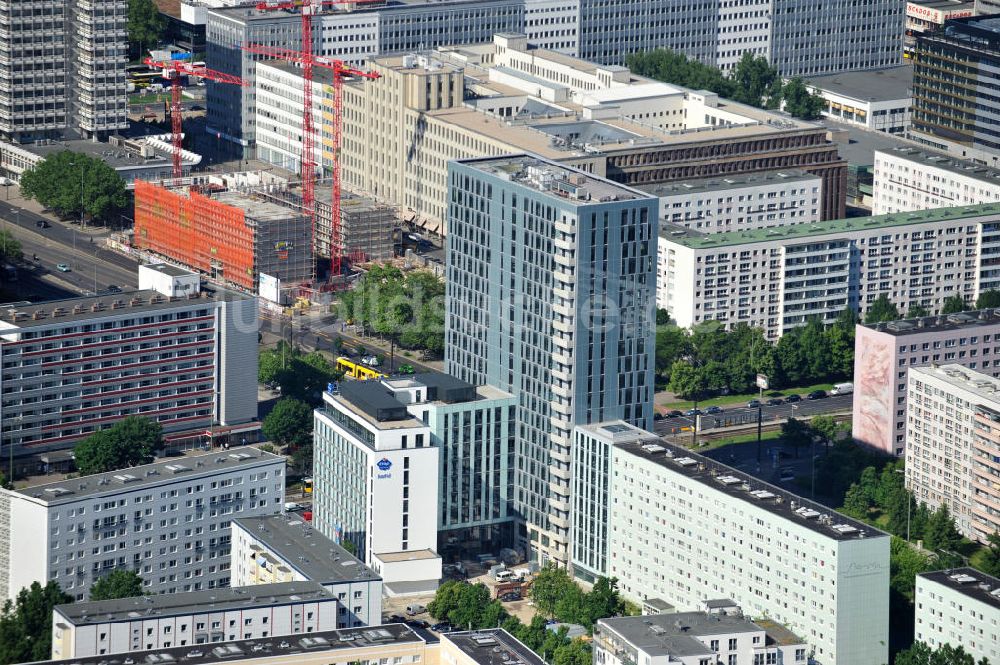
[[251, 0, 382, 279], [143, 56, 246, 181]]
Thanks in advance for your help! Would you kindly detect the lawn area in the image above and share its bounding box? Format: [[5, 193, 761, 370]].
[[129, 93, 171, 106], [692, 429, 782, 451], [658, 381, 838, 410]]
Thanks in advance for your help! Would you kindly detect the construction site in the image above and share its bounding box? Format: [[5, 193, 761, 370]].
[[133, 180, 314, 298]]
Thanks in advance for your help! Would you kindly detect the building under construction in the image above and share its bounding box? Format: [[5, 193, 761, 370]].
[[134, 180, 313, 295]]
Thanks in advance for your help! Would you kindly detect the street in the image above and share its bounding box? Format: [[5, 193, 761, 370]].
[[652, 392, 853, 435]]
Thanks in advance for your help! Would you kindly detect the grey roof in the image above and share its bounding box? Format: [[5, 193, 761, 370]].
[[409, 372, 476, 403], [144, 262, 196, 278], [597, 613, 775, 659], [616, 440, 886, 542], [877, 146, 1000, 186], [805, 66, 913, 103], [862, 309, 1000, 336], [820, 118, 920, 167], [703, 599, 737, 609], [444, 630, 546, 665], [339, 381, 413, 422], [0, 284, 250, 328], [8, 450, 285, 506], [54, 582, 335, 624], [907, 0, 974, 8], [635, 170, 819, 198], [233, 515, 381, 584], [25, 624, 423, 665], [918, 568, 1000, 609]]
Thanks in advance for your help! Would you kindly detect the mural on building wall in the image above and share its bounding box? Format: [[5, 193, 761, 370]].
[[853, 326, 894, 453]]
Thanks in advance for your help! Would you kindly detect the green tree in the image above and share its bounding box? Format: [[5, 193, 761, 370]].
[[841, 483, 871, 520], [0, 229, 22, 263], [975, 289, 1000, 310], [907, 304, 931, 318], [0, 581, 72, 665], [625, 50, 735, 98], [924, 504, 962, 552], [780, 418, 812, 458], [730, 53, 782, 109], [655, 309, 671, 326], [553, 584, 587, 626], [90, 569, 145, 601], [531, 564, 577, 618], [864, 294, 900, 324], [552, 640, 592, 665], [19, 151, 127, 223], [809, 415, 844, 446], [977, 531, 1000, 577], [341, 539, 357, 556], [825, 308, 857, 379], [894, 641, 986, 665], [667, 360, 708, 401], [940, 294, 969, 315], [128, 0, 165, 59], [74, 416, 164, 475], [258, 345, 284, 385], [263, 398, 313, 449], [582, 577, 624, 626], [655, 324, 690, 378], [781, 77, 825, 120]]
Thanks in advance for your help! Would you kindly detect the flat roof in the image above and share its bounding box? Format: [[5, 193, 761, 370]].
[[877, 146, 1000, 186], [862, 308, 1000, 336], [20, 137, 172, 170], [212, 191, 305, 223], [598, 613, 787, 659], [657, 203, 1000, 249], [7, 450, 284, 506], [337, 382, 422, 425], [373, 549, 438, 563], [54, 582, 335, 624], [209, 0, 517, 23], [456, 154, 653, 203], [444, 630, 547, 665], [616, 439, 885, 542], [25, 623, 424, 665], [820, 117, 919, 167], [576, 421, 663, 444], [806, 66, 913, 103], [144, 262, 197, 278], [918, 568, 1000, 610], [636, 170, 819, 198], [233, 515, 380, 584], [0, 284, 249, 329], [909, 364, 1000, 401]]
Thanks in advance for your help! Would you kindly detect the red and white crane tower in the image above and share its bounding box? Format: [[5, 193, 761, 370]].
[[251, 1, 382, 278], [143, 56, 246, 181]]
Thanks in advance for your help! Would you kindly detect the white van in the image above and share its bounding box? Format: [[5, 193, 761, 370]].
[[830, 382, 854, 396], [405, 604, 426, 616], [495, 570, 516, 583]]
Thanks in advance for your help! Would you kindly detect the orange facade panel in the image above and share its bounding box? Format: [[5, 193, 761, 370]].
[[134, 181, 256, 291]]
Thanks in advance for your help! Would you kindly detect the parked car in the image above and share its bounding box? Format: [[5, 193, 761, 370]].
[[432, 623, 455, 633], [185, 651, 204, 659], [807, 390, 827, 400], [55, 263, 71, 272], [784, 394, 801, 403], [106, 284, 122, 293], [766, 397, 784, 406], [747, 399, 761, 409], [284, 502, 304, 512], [684, 408, 703, 416], [666, 410, 683, 418], [278, 642, 291, 649], [705, 405, 723, 414], [653, 412, 664, 421], [500, 592, 522, 602], [388, 614, 406, 623], [35, 219, 49, 228]]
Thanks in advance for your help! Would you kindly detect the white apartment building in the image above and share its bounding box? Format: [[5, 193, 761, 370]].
[[640, 171, 823, 235], [0, 1, 128, 141], [0, 264, 259, 466], [312, 382, 442, 595], [873, 147, 1000, 215], [593, 607, 807, 665], [805, 67, 912, 135], [906, 365, 1000, 543], [658, 204, 1000, 340], [231, 514, 383, 628], [915, 569, 1000, 664], [853, 310, 1000, 456], [50, 581, 337, 659], [0, 449, 285, 602], [603, 428, 891, 665]]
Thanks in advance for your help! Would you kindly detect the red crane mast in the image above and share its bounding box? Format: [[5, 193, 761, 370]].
[[143, 57, 246, 181], [252, 0, 382, 278]]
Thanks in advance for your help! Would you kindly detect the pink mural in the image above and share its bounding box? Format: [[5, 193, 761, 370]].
[[852, 325, 895, 454]]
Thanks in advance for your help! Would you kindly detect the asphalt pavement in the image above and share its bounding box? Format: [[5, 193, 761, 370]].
[[652, 392, 853, 435]]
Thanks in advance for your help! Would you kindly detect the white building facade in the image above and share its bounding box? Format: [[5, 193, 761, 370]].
[[50, 582, 337, 659], [0, 265, 259, 461], [230, 515, 383, 628], [658, 205, 1000, 340], [312, 383, 442, 595], [906, 365, 1000, 543], [873, 148, 1000, 215], [804, 67, 912, 134], [914, 569, 1000, 664], [607, 438, 890, 665], [0, 450, 285, 601]]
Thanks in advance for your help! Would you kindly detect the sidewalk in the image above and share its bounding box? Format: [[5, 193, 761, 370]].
[[4, 184, 111, 237]]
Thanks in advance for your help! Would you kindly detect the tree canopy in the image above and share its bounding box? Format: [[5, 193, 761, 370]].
[[894, 641, 990, 665], [975, 289, 1000, 310], [940, 294, 970, 315], [782, 78, 825, 120], [0, 581, 72, 665], [0, 230, 21, 264], [339, 266, 445, 356], [730, 53, 781, 109], [864, 294, 900, 324], [90, 569, 145, 601], [625, 50, 735, 98], [20, 151, 127, 223], [259, 342, 343, 403], [73, 416, 164, 475], [128, 0, 165, 59]]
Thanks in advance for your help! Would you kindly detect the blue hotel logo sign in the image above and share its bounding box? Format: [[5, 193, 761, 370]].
[[376, 457, 392, 479]]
